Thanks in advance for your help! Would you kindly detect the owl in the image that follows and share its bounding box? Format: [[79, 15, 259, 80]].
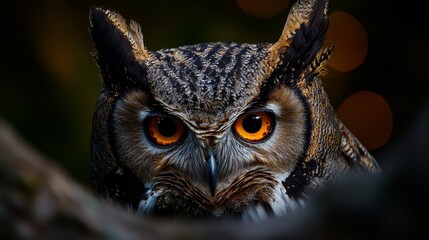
[[89, 0, 380, 221]]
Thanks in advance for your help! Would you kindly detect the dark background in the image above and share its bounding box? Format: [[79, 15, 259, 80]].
[[1, 0, 427, 191]]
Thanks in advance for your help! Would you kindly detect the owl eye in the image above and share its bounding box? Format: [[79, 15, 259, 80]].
[[143, 115, 185, 147], [233, 112, 275, 142]]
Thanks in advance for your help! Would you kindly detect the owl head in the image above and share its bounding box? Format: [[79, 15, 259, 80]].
[[89, 0, 379, 221]]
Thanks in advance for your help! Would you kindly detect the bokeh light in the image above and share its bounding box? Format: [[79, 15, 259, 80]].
[[235, 0, 290, 18], [336, 91, 393, 150], [325, 11, 368, 72], [31, 2, 82, 84]]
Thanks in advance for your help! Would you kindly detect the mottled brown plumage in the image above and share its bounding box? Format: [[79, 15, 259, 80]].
[[89, 0, 380, 221]]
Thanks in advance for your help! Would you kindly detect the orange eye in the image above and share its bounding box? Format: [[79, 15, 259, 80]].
[[233, 112, 275, 142], [143, 116, 185, 147]]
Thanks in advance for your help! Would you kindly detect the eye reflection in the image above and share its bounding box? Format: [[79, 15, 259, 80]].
[[233, 112, 274, 142], [143, 116, 185, 147]]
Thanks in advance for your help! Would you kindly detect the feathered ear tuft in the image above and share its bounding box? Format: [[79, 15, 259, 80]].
[[88, 7, 150, 90], [307, 41, 335, 77], [268, 0, 331, 81]]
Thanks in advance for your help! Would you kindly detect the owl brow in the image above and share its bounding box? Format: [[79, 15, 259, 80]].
[[144, 101, 178, 117], [235, 100, 275, 119]]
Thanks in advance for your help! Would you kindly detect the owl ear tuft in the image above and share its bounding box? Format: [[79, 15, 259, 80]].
[[269, 0, 330, 79], [89, 7, 150, 90]]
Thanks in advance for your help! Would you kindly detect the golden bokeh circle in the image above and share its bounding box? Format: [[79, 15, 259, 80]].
[[336, 91, 393, 150], [325, 11, 368, 72]]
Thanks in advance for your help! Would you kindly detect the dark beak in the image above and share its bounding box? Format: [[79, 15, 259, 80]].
[[207, 150, 218, 197]]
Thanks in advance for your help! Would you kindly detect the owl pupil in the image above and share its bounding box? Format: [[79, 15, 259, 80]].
[[157, 117, 177, 137], [243, 114, 262, 133]]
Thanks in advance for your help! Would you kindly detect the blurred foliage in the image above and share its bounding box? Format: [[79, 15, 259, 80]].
[[1, 0, 427, 189]]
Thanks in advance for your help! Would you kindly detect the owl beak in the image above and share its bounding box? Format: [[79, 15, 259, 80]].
[[207, 151, 218, 197]]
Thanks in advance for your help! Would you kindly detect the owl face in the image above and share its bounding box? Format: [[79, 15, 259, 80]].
[[89, 0, 380, 221], [111, 41, 308, 218]]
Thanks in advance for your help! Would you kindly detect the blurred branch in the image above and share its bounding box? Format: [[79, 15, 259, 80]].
[[0, 119, 166, 239]]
